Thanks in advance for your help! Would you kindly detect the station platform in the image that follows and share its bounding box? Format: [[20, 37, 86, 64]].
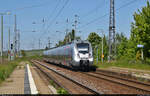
[[0, 61, 52, 94]]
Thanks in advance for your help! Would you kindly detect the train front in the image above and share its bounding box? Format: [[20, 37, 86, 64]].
[[73, 41, 93, 70]]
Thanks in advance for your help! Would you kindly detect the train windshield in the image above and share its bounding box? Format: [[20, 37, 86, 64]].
[[77, 43, 89, 53]]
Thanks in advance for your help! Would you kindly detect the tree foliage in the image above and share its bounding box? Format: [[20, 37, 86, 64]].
[[87, 32, 101, 49], [102, 35, 109, 60], [116, 33, 128, 58], [116, 1, 150, 60], [87, 32, 109, 60], [130, 1, 150, 58], [55, 1, 150, 62], [55, 29, 81, 47]]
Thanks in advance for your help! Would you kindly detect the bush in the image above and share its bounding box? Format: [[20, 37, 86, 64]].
[[57, 88, 68, 94], [0, 56, 43, 84], [0, 61, 17, 83]]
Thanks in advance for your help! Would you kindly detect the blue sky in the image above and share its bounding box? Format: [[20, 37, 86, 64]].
[[0, 0, 148, 50]]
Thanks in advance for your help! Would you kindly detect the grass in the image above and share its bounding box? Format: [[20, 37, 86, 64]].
[[49, 80, 68, 94], [49, 80, 56, 88], [95, 58, 150, 71], [0, 55, 43, 84], [57, 88, 68, 94], [0, 58, 20, 84], [24, 49, 44, 57]]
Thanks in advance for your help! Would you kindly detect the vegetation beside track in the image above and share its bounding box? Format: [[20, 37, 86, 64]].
[[57, 88, 68, 94], [0, 60, 17, 84], [95, 58, 150, 71], [0, 55, 43, 84], [90, 1, 150, 71], [49, 80, 68, 94], [22, 49, 44, 57]]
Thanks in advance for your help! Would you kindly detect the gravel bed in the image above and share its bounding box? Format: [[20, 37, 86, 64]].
[[104, 67, 150, 82], [40, 61, 145, 94], [33, 61, 94, 94]]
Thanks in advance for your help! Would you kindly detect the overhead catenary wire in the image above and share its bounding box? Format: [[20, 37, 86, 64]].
[[42, 0, 69, 37], [3, 0, 57, 50], [81, 0, 107, 19], [29, 0, 61, 47], [42, 0, 61, 31], [9, 0, 64, 49], [39, 0, 69, 39], [79, 0, 139, 29], [39, 0, 61, 42]]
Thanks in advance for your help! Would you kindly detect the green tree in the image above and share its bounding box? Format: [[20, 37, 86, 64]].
[[87, 32, 109, 61], [116, 33, 127, 44], [55, 29, 81, 47], [126, 39, 137, 58], [87, 32, 102, 61], [102, 35, 109, 60], [71, 29, 75, 41], [117, 36, 128, 58], [116, 33, 128, 58], [69, 29, 80, 41], [130, 1, 150, 58], [87, 32, 101, 49]]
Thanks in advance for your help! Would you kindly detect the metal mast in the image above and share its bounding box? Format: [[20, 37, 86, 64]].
[[8, 27, 10, 60], [108, 0, 115, 61], [73, 14, 78, 40], [17, 29, 20, 57], [1, 15, 3, 57], [66, 18, 69, 43], [14, 14, 17, 58]]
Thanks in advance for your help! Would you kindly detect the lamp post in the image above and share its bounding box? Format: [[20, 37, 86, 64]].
[[8, 27, 10, 60], [0, 12, 11, 62], [1, 14, 3, 58]]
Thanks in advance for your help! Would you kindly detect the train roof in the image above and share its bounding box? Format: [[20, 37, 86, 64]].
[[73, 40, 90, 44], [44, 40, 90, 52]]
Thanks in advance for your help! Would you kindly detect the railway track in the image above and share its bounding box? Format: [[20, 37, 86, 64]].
[[31, 60, 101, 94], [32, 59, 150, 94], [81, 70, 150, 94]]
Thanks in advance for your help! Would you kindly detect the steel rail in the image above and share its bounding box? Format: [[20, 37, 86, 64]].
[[82, 71, 150, 93], [96, 70, 150, 87], [32, 61, 72, 94], [32, 60, 101, 94]]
